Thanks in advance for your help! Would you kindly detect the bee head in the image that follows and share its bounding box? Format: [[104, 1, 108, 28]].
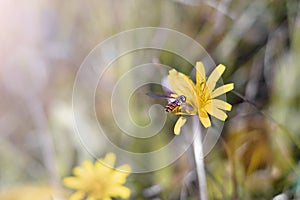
[[178, 95, 186, 103]]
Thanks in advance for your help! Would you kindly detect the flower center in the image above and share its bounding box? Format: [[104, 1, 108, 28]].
[[197, 84, 210, 109]]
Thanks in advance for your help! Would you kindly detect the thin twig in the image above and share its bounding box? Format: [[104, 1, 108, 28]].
[[193, 116, 208, 200]]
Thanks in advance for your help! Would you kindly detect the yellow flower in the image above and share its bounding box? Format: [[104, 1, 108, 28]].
[[168, 62, 234, 134], [63, 153, 131, 200]]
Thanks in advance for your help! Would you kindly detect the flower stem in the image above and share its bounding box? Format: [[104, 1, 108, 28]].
[[192, 116, 208, 200]]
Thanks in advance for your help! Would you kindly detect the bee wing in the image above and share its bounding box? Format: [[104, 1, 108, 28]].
[[179, 102, 194, 112], [146, 92, 176, 101], [161, 86, 176, 97]]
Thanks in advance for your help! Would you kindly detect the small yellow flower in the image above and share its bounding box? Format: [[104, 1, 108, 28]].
[[168, 62, 234, 134], [63, 153, 131, 200]]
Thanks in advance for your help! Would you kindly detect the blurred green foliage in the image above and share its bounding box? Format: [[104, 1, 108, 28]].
[[1, 0, 300, 199]]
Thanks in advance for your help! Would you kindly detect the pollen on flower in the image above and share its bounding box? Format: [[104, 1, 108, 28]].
[[167, 62, 234, 134], [63, 152, 131, 200]]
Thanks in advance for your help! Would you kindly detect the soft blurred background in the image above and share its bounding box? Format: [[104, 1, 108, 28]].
[[1, 0, 300, 199]]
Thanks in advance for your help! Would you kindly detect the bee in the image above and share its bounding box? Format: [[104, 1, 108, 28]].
[[164, 95, 186, 112], [147, 93, 192, 113]]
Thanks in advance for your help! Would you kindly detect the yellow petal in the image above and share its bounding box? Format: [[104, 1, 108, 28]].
[[198, 109, 211, 128], [111, 165, 131, 184], [82, 160, 94, 173], [209, 99, 232, 111], [69, 191, 86, 200], [103, 152, 116, 167], [196, 62, 206, 84], [63, 177, 83, 189], [168, 69, 197, 108], [205, 104, 228, 121], [73, 166, 84, 177], [196, 62, 206, 89], [87, 196, 96, 200], [95, 160, 111, 175], [174, 116, 187, 135], [211, 83, 234, 98], [110, 186, 131, 198], [206, 64, 226, 92], [112, 173, 128, 184]]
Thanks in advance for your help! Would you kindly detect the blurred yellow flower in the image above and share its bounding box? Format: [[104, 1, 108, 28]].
[[63, 153, 131, 200], [0, 184, 62, 200], [168, 62, 234, 134]]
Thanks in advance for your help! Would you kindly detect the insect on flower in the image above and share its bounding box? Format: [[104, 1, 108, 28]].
[[146, 93, 193, 114], [167, 62, 234, 134], [147, 62, 234, 135]]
